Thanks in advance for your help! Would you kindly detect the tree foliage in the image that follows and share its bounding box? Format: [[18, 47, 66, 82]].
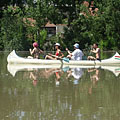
[[0, 0, 120, 51]]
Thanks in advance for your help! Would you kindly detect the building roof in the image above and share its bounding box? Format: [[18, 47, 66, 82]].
[[45, 22, 56, 27], [45, 22, 67, 27]]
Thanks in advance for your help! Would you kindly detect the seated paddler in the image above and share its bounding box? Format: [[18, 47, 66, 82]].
[[28, 42, 44, 59], [45, 43, 64, 60], [66, 43, 84, 60], [87, 43, 101, 60]]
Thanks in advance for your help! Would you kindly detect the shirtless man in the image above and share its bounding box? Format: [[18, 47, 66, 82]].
[[87, 43, 100, 60]]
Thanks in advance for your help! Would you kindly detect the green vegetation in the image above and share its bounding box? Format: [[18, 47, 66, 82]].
[[0, 0, 120, 51]]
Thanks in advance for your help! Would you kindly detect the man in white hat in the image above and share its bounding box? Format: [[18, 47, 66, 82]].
[[66, 43, 84, 60]]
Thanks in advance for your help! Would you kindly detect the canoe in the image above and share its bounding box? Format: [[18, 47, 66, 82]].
[[7, 50, 120, 66]]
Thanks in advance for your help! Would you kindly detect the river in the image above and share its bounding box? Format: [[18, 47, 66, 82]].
[[0, 51, 120, 120]]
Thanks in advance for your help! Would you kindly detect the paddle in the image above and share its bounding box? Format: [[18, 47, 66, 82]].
[[48, 54, 69, 62]]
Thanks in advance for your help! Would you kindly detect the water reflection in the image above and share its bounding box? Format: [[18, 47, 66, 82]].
[[7, 63, 120, 89], [20, 66, 84, 86], [88, 68, 100, 83], [1, 51, 120, 120], [88, 68, 100, 94], [29, 70, 39, 86], [7, 63, 120, 78], [67, 68, 84, 85], [2, 63, 120, 120], [44, 68, 63, 85]]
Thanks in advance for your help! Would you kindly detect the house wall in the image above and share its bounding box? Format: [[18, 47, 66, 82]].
[[56, 25, 66, 34], [45, 27, 56, 37]]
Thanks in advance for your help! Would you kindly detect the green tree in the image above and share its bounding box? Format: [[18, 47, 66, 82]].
[[1, 6, 29, 50], [0, 0, 120, 51]]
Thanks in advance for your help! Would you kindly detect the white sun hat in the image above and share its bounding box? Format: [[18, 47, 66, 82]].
[[73, 43, 79, 48], [55, 43, 60, 46]]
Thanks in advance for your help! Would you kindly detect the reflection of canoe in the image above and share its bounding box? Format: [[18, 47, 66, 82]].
[[7, 50, 120, 66], [101, 66, 120, 77], [7, 64, 99, 77], [7, 63, 120, 77], [7, 64, 62, 76]]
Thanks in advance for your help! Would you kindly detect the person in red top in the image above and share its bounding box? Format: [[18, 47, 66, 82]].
[[45, 43, 64, 60]]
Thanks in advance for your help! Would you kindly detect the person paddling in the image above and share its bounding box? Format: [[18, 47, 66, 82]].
[[87, 43, 100, 60], [29, 42, 43, 59], [45, 43, 64, 60], [66, 43, 84, 60]]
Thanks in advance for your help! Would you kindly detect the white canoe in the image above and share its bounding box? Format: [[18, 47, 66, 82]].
[[7, 50, 120, 66]]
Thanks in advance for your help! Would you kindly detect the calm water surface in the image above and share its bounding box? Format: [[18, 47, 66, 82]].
[[0, 51, 120, 120]]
